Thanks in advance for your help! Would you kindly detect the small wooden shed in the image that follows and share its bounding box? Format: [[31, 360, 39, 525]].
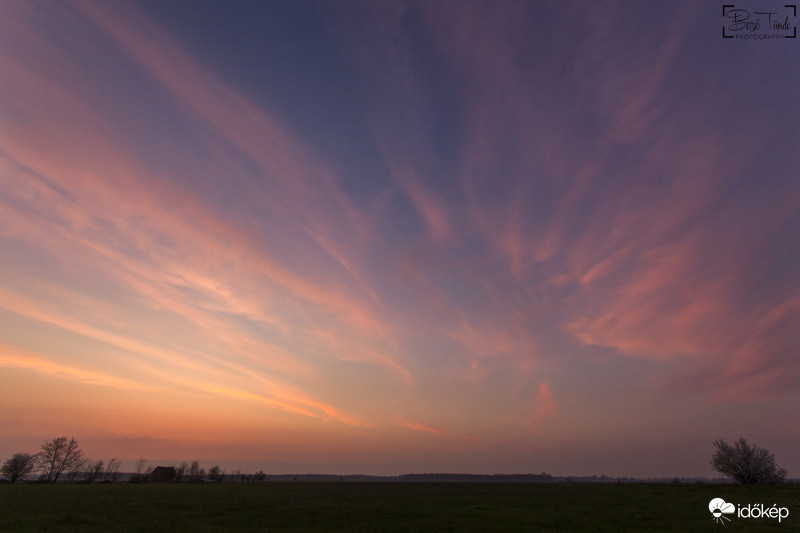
[[150, 466, 176, 483]]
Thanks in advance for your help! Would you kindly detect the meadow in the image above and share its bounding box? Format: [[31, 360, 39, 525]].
[[0, 481, 796, 532]]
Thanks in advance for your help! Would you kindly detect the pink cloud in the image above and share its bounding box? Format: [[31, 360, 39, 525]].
[[0, 343, 156, 393], [392, 167, 453, 241], [395, 417, 444, 436], [526, 381, 557, 430], [394, 416, 475, 442], [1, 0, 413, 383]]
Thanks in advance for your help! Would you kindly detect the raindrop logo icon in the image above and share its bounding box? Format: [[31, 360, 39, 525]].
[[709, 498, 735, 524]]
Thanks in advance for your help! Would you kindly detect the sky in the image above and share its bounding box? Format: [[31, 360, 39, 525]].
[[1, 0, 798, 478]]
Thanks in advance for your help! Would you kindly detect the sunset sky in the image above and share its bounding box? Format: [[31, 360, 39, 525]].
[[1, 0, 798, 478]]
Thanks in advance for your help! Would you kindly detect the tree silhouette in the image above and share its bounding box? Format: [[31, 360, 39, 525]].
[[188, 460, 205, 482], [86, 460, 105, 483], [207, 465, 224, 483], [131, 458, 149, 483], [174, 461, 188, 482], [34, 437, 84, 483], [103, 458, 122, 482], [1, 453, 36, 483], [711, 437, 787, 484]]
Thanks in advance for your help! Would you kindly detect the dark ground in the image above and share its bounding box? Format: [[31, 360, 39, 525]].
[[0, 481, 796, 531]]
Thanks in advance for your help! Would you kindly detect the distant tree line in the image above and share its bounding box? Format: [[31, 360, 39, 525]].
[[0, 436, 269, 484], [0, 437, 124, 484], [3, 435, 789, 485]]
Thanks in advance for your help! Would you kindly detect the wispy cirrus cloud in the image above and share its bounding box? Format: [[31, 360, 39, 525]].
[[0, 0, 406, 428], [330, 0, 800, 406], [0, 344, 157, 393], [394, 417, 441, 435]]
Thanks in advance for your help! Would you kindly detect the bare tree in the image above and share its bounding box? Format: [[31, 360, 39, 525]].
[[253, 470, 267, 482], [103, 458, 122, 482], [63, 457, 87, 483], [85, 459, 104, 483], [174, 461, 188, 482], [711, 437, 787, 484], [34, 437, 84, 483], [188, 460, 205, 482], [1, 453, 36, 483], [207, 465, 224, 483], [130, 457, 148, 483]]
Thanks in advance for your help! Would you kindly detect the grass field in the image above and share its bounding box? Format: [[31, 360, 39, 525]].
[[0, 482, 796, 532]]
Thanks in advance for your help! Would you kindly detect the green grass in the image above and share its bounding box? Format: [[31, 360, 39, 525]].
[[0, 482, 796, 532]]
